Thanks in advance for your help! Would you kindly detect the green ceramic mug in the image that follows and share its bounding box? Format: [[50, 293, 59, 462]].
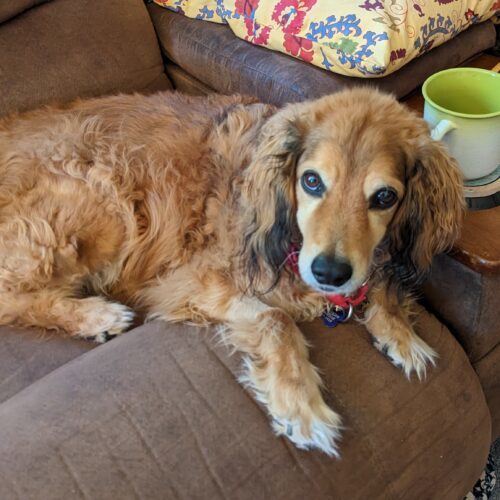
[[422, 68, 500, 181]]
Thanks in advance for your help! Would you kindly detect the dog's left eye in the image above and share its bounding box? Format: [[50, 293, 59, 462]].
[[301, 170, 325, 196], [370, 188, 398, 209]]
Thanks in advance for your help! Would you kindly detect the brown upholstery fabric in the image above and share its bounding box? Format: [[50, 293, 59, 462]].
[[148, 5, 496, 105], [0, 0, 172, 117], [0, 0, 50, 24], [474, 343, 500, 440], [0, 327, 93, 405], [424, 254, 500, 363], [0, 311, 490, 499]]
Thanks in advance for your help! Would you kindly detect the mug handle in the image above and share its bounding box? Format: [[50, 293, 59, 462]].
[[431, 119, 457, 141]]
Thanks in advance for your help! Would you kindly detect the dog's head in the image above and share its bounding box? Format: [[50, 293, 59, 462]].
[[243, 88, 464, 295]]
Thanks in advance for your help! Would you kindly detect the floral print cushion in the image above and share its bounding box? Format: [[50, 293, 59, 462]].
[[153, 0, 499, 77]]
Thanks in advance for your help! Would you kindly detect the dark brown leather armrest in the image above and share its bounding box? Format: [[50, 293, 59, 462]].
[[423, 207, 500, 363], [451, 206, 500, 274]]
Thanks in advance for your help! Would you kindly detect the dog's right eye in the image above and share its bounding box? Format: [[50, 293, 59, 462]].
[[301, 170, 325, 197]]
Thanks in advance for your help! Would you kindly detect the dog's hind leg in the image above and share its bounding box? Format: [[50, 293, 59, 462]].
[[0, 216, 133, 342], [0, 290, 134, 343]]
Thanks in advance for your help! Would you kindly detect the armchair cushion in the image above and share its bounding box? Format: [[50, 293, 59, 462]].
[[0, 311, 491, 499], [0, 327, 93, 405], [0, 0, 50, 24]]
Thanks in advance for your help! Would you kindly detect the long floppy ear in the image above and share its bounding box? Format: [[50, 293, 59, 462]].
[[242, 105, 307, 294], [386, 136, 465, 288]]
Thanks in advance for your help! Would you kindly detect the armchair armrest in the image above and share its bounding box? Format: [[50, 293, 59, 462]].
[[423, 207, 500, 363]]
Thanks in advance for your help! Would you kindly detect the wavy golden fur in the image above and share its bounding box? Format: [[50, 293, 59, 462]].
[[0, 89, 463, 455]]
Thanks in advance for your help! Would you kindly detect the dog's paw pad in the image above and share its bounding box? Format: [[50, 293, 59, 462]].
[[91, 331, 113, 343], [373, 340, 401, 367], [86, 330, 121, 344]]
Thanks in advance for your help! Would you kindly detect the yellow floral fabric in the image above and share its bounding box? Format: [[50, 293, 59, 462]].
[[154, 0, 499, 77]]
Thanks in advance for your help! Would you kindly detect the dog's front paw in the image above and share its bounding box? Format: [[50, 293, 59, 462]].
[[373, 333, 437, 380], [272, 402, 342, 457], [240, 356, 342, 456]]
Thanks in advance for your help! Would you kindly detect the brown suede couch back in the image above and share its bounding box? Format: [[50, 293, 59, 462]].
[[0, 0, 171, 117]]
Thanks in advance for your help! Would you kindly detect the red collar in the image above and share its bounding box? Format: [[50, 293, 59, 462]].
[[286, 245, 368, 309], [326, 283, 369, 308]]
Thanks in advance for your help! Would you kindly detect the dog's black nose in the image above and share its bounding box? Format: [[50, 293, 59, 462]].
[[311, 254, 353, 287]]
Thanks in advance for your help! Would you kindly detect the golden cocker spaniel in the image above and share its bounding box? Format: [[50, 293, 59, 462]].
[[0, 89, 463, 455]]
